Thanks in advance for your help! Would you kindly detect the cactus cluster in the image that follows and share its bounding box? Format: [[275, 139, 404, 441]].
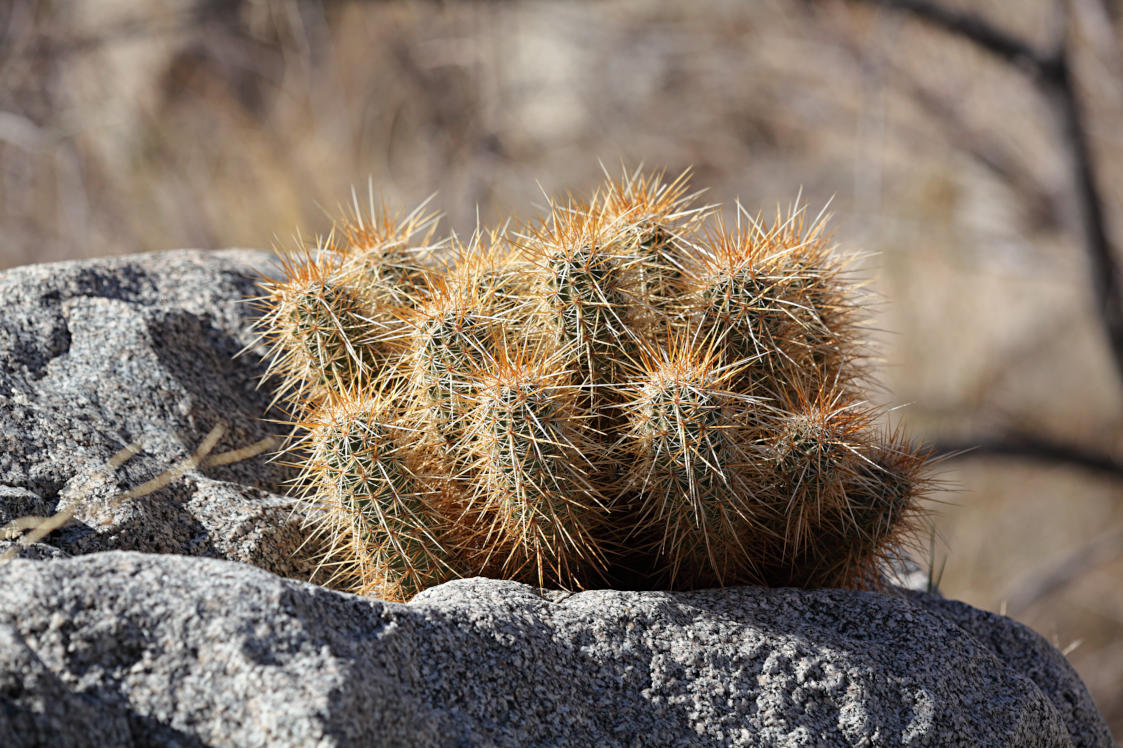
[[256, 170, 930, 601]]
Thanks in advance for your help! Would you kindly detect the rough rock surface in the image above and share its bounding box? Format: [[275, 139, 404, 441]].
[[0, 552, 1112, 747], [0, 250, 1113, 746], [0, 250, 310, 577]]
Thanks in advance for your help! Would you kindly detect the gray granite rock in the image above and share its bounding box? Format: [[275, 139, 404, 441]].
[[0, 250, 1113, 746], [0, 551, 1112, 747], [0, 250, 311, 578]]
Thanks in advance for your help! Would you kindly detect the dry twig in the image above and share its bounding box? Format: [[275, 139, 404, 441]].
[[933, 435, 1123, 481], [0, 426, 277, 565]]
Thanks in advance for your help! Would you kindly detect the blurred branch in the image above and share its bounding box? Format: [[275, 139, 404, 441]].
[[0, 1, 248, 61], [848, 0, 1046, 69], [1045, 43, 1123, 389], [933, 436, 1123, 480], [868, 62, 1065, 233], [1002, 527, 1123, 615], [1, 10, 204, 61], [847, 0, 1123, 391], [828, 13, 1064, 231], [900, 80, 1063, 230]]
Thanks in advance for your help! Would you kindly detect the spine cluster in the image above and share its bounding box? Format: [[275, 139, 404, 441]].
[[256, 171, 930, 601]]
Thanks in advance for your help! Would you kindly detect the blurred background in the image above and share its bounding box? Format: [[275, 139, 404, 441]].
[[2, 0, 1120, 735]]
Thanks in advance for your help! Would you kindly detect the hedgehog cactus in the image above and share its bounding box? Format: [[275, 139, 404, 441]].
[[526, 207, 637, 403], [256, 169, 931, 602], [680, 209, 859, 398], [297, 386, 456, 600], [256, 250, 379, 406], [457, 340, 609, 589], [617, 335, 766, 588]]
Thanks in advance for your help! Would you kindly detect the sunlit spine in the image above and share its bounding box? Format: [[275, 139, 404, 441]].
[[590, 167, 711, 339]]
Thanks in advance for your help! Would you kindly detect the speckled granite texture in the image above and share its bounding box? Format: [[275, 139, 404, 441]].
[[0, 250, 308, 577], [0, 250, 1113, 746], [0, 552, 1112, 747]]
